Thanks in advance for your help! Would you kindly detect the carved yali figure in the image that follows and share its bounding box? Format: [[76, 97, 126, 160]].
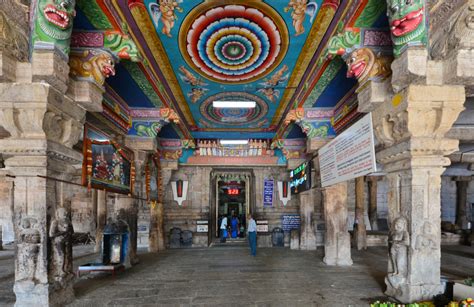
[[32, 0, 76, 55], [49, 207, 74, 281], [16, 218, 41, 282], [385, 216, 410, 296], [69, 49, 116, 86], [345, 48, 392, 84], [387, 0, 427, 57]]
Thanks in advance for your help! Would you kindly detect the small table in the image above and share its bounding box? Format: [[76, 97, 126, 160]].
[[77, 263, 125, 277]]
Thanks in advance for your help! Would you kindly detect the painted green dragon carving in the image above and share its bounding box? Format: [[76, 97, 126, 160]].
[[300, 122, 329, 139], [387, 0, 427, 57], [133, 122, 163, 138], [104, 33, 140, 62], [32, 0, 76, 56]]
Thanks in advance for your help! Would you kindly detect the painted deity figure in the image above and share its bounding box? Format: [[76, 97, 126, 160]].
[[345, 48, 392, 84], [188, 87, 208, 103], [49, 208, 74, 281], [258, 87, 280, 102], [111, 152, 124, 184], [266, 65, 289, 87], [284, 1, 318, 36], [16, 218, 41, 282], [159, 0, 183, 38], [93, 150, 110, 180], [179, 66, 207, 87], [387, 0, 427, 57], [32, 0, 76, 55]]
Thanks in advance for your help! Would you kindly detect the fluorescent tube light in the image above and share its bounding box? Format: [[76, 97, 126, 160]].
[[220, 140, 249, 145], [213, 101, 256, 108]]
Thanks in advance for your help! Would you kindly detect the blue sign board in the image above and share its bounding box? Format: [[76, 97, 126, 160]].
[[282, 214, 301, 232], [263, 179, 274, 207]]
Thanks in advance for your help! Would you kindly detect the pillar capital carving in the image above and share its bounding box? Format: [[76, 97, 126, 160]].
[[370, 84, 465, 155], [125, 136, 157, 152], [0, 83, 85, 149]]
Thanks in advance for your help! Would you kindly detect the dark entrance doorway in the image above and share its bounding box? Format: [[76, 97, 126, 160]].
[[210, 171, 254, 244]]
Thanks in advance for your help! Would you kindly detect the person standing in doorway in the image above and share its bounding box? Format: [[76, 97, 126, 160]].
[[247, 214, 257, 256], [220, 215, 228, 243]]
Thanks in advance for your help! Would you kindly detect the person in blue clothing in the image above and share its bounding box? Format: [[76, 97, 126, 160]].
[[247, 214, 257, 256], [230, 214, 239, 238]]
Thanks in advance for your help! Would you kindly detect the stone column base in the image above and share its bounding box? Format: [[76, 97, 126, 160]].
[[14, 281, 75, 307], [323, 233, 353, 266], [385, 280, 443, 304]]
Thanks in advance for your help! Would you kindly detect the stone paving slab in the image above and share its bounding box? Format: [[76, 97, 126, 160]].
[[0, 245, 473, 306]]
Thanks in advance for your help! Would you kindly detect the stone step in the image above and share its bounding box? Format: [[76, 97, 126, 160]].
[[210, 239, 248, 248]]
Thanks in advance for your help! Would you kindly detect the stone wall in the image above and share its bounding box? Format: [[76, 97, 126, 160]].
[[156, 165, 300, 248], [70, 191, 95, 234]]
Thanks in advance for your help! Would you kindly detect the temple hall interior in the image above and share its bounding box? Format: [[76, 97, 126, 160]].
[[0, 0, 474, 306]]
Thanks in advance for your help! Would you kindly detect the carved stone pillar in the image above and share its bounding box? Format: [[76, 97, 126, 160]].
[[299, 190, 316, 250], [366, 176, 381, 231], [455, 176, 471, 230], [149, 201, 165, 252], [94, 190, 107, 253], [322, 181, 352, 266], [353, 177, 367, 250], [358, 64, 465, 304], [0, 46, 85, 305], [149, 164, 175, 252]]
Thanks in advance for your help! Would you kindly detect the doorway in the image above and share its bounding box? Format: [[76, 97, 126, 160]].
[[210, 171, 253, 243]]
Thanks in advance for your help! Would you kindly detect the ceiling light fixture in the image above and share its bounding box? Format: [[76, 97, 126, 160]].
[[213, 101, 256, 108], [220, 140, 249, 145]]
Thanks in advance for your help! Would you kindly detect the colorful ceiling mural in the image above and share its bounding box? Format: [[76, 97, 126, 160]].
[[73, 0, 390, 142]]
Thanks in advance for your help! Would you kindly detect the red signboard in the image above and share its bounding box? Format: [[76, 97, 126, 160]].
[[227, 189, 239, 195]]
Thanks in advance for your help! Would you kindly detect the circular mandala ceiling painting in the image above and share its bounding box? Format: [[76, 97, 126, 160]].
[[200, 92, 268, 126], [179, 2, 289, 84]]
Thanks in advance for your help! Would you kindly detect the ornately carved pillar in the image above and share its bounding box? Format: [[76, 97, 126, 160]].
[[353, 0, 469, 302], [361, 81, 465, 303], [0, 47, 84, 307], [322, 181, 353, 266]]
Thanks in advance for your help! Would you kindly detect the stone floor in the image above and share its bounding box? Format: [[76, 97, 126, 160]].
[[0, 245, 473, 306]]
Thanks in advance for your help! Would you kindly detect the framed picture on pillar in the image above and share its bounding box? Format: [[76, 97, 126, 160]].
[[145, 153, 159, 201], [82, 125, 135, 194]]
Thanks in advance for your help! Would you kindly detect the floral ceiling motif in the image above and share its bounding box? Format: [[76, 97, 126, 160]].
[[179, 3, 288, 84]]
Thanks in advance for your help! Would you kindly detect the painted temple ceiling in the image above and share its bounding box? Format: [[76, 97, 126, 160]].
[[73, 0, 389, 141]]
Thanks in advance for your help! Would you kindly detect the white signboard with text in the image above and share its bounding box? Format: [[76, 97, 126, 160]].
[[318, 113, 376, 188]]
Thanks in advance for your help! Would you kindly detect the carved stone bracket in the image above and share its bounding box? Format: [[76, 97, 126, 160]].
[[71, 30, 141, 62], [128, 108, 181, 139], [284, 107, 335, 139]]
